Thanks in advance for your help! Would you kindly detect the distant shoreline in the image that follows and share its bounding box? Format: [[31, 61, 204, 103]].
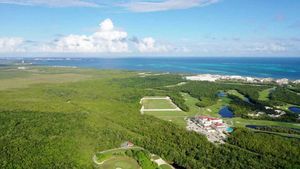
[[185, 74, 300, 85], [2, 57, 300, 80]]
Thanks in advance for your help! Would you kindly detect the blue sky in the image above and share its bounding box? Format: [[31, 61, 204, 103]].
[[0, 0, 299, 57]]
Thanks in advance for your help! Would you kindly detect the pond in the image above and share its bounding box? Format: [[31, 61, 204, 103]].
[[216, 91, 226, 97], [219, 106, 234, 118], [289, 107, 300, 114]]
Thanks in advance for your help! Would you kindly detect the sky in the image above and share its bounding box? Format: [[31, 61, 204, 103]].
[[0, 0, 299, 57]]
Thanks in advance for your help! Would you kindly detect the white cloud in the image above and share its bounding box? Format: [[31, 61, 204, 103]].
[[0, 37, 24, 53], [44, 19, 129, 53], [0, 0, 100, 7], [122, 0, 219, 12], [133, 37, 171, 53]]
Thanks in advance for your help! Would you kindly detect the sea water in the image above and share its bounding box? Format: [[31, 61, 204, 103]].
[[5, 57, 300, 79]]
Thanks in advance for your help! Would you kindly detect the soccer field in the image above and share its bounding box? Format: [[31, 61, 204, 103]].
[[142, 98, 178, 109]]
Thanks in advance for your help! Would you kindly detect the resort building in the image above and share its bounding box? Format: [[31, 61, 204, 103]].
[[187, 115, 232, 143], [193, 116, 227, 132]]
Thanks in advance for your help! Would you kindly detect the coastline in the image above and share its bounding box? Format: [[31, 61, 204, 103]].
[[1, 57, 300, 81]]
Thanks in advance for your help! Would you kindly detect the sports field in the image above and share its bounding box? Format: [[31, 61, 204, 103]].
[[99, 157, 140, 169], [142, 98, 177, 109]]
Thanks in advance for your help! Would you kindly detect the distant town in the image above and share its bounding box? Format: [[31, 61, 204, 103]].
[[186, 74, 300, 85]]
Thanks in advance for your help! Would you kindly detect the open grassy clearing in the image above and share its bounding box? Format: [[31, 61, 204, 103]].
[[144, 111, 187, 127], [227, 90, 246, 100], [258, 87, 274, 101], [0, 73, 92, 90], [142, 98, 177, 109], [0, 66, 100, 90]]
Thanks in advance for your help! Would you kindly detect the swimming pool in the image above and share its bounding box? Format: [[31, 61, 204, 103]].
[[226, 127, 234, 133]]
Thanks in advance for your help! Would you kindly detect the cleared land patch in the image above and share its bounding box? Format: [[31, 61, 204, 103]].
[[0, 73, 91, 91]]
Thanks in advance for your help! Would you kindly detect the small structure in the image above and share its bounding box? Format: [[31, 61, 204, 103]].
[[121, 141, 134, 148], [17, 66, 26, 70], [265, 106, 273, 110]]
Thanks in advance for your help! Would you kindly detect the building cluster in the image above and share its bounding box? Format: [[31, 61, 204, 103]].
[[265, 106, 286, 118], [187, 116, 232, 143], [185, 74, 298, 85], [192, 116, 228, 132]]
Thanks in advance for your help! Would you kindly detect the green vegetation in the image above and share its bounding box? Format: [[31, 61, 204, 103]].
[[227, 128, 300, 168], [0, 66, 299, 169], [249, 125, 300, 135]]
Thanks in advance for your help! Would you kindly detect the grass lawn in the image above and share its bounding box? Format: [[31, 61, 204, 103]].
[[160, 164, 174, 169], [0, 67, 94, 91], [142, 99, 177, 109], [99, 157, 140, 169], [258, 87, 275, 101], [227, 90, 246, 100]]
